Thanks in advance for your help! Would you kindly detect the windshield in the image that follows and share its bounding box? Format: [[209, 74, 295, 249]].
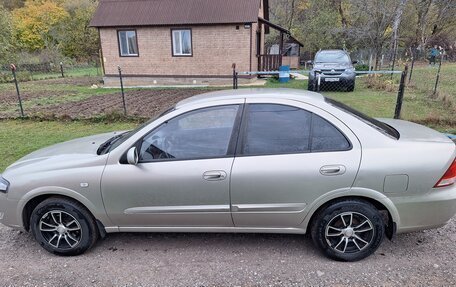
[[325, 97, 400, 139], [315, 52, 350, 64], [98, 106, 176, 155]]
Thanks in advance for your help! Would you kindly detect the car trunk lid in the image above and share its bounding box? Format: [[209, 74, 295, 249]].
[[379, 118, 454, 143]]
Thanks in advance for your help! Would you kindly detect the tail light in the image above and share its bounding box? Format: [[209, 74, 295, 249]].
[[434, 159, 456, 188]]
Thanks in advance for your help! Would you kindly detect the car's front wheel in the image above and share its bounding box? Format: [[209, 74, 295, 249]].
[[30, 197, 98, 256], [311, 199, 384, 261]]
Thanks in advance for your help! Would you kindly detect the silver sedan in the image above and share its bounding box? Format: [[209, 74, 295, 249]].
[[1, 89, 455, 261]]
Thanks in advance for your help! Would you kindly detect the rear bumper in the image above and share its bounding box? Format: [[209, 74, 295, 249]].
[[392, 185, 456, 233]]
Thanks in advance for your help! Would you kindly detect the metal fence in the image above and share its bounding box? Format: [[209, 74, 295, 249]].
[[232, 66, 408, 119], [0, 62, 102, 84]]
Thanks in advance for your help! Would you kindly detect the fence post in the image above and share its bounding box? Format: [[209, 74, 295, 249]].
[[118, 66, 127, 116], [433, 53, 444, 97], [60, 62, 64, 78], [232, 63, 238, 89], [394, 65, 408, 119], [408, 46, 416, 84], [314, 70, 321, 92], [10, 64, 25, 118]]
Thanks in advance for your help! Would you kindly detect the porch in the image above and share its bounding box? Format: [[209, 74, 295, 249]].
[[257, 18, 304, 71]]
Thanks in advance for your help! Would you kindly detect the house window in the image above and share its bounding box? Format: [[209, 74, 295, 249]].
[[172, 29, 192, 56], [118, 30, 139, 57]]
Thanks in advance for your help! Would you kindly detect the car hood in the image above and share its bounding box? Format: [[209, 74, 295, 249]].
[[4, 131, 124, 173], [313, 63, 352, 70]]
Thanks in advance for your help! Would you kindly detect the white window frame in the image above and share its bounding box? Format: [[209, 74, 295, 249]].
[[118, 30, 139, 57], [172, 29, 192, 57]]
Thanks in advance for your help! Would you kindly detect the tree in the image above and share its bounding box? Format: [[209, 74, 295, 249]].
[[54, 0, 99, 61], [0, 5, 14, 62], [12, 0, 68, 51], [344, 0, 398, 69], [0, 0, 25, 10]]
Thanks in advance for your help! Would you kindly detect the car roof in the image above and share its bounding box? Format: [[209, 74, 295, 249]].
[[175, 88, 325, 109], [317, 49, 347, 54]]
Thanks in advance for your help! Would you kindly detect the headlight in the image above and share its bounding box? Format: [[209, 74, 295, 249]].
[[0, 175, 9, 193]]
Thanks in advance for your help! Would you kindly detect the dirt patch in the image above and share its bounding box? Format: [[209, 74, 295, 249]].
[[0, 218, 455, 286], [26, 89, 219, 120]]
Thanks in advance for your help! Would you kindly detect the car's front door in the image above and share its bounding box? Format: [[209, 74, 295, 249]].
[[230, 100, 361, 228], [101, 104, 242, 228]]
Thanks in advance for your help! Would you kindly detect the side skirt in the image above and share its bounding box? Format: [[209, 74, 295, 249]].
[[104, 226, 307, 235]]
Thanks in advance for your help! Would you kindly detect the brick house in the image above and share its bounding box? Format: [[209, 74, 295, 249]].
[[90, 0, 303, 86]]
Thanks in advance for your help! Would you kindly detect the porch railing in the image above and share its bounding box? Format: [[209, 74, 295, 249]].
[[258, 54, 282, 71]]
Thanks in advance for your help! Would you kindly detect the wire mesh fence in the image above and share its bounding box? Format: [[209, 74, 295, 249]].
[[0, 62, 102, 84]]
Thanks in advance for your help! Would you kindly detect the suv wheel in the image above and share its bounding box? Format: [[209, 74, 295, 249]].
[[30, 197, 98, 256], [311, 200, 384, 261], [307, 80, 314, 91], [346, 81, 355, 92]]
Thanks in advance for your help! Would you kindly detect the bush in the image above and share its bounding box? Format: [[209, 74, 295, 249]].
[[0, 70, 33, 83], [355, 64, 370, 71]]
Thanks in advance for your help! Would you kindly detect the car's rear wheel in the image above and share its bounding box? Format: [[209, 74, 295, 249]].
[[311, 200, 384, 261], [30, 197, 98, 256]]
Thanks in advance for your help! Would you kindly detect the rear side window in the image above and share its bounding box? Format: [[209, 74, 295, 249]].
[[311, 115, 351, 152], [241, 104, 350, 156]]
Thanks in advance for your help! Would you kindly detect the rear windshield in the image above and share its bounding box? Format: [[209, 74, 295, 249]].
[[315, 52, 350, 64], [325, 98, 400, 139]]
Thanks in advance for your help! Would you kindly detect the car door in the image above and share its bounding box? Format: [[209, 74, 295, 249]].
[[230, 99, 361, 228], [101, 104, 242, 228]]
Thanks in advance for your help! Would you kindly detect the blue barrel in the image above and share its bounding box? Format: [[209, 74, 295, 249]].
[[279, 65, 290, 83]]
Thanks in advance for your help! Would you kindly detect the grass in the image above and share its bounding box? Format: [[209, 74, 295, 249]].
[[0, 120, 136, 172], [254, 63, 456, 133], [0, 63, 455, 170], [29, 67, 101, 81]]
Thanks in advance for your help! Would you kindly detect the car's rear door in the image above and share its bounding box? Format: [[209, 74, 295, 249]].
[[230, 98, 361, 228]]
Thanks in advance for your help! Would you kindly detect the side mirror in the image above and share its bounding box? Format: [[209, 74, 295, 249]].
[[352, 60, 358, 65], [127, 147, 139, 165], [306, 60, 313, 65]]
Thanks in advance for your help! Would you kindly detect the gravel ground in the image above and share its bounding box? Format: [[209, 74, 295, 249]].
[[0, 217, 455, 287]]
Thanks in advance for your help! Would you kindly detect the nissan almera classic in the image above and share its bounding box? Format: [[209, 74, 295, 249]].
[[1, 89, 455, 261]]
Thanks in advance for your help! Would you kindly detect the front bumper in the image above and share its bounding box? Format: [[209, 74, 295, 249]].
[[0, 192, 21, 229], [392, 184, 456, 233], [309, 72, 356, 84]]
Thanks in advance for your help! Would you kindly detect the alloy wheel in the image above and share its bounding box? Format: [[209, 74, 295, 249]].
[[324, 211, 375, 254]]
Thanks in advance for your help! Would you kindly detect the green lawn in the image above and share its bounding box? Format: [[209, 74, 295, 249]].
[[0, 63, 455, 171], [29, 67, 101, 81], [257, 63, 456, 133], [0, 120, 136, 172]]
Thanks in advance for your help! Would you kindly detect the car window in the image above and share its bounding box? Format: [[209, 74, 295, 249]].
[[242, 104, 350, 156], [311, 114, 351, 152], [315, 52, 350, 64], [243, 104, 312, 155], [139, 105, 239, 161]]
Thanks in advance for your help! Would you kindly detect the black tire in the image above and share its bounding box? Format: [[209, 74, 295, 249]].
[[30, 197, 98, 256], [307, 80, 314, 91], [346, 81, 355, 92], [311, 199, 384, 262]]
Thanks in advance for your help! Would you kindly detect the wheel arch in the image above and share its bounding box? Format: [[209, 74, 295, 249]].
[[303, 193, 399, 240], [19, 189, 107, 237]]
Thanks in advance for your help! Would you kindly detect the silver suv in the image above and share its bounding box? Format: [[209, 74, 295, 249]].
[[308, 50, 357, 92]]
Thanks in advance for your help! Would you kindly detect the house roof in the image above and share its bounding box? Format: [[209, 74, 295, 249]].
[[90, 0, 267, 27]]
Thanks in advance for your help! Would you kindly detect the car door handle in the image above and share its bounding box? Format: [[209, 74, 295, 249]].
[[203, 171, 227, 181], [320, 165, 346, 176]]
